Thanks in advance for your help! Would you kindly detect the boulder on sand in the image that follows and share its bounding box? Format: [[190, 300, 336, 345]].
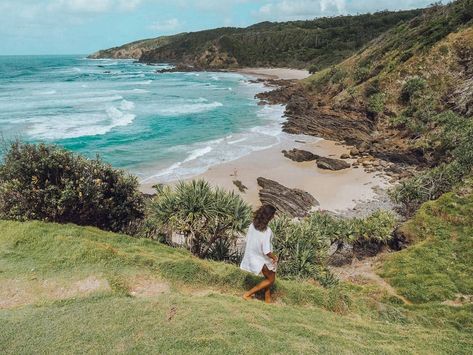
[[257, 177, 319, 218], [316, 156, 350, 171], [282, 148, 319, 162]]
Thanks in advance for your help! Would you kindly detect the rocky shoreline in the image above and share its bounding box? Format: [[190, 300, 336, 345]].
[[254, 78, 421, 184], [145, 65, 407, 218]]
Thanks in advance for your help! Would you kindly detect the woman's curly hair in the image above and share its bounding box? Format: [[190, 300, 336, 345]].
[[253, 204, 276, 231]]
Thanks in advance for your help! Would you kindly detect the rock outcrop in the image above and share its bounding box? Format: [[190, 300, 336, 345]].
[[257, 85, 374, 145], [257, 177, 319, 218], [282, 149, 319, 162], [316, 157, 350, 170]]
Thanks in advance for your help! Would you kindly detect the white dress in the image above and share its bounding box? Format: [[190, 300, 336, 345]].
[[240, 223, 277, 275]]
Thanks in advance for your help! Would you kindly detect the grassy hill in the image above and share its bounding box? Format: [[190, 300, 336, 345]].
[[90, 10, 421, 70], [1, 202, 473, 354]]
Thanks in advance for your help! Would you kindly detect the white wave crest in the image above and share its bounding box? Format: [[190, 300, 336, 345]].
[[157, 101, 223, 116], [183, 146, 213, 163], [27, 100, 136, 140]]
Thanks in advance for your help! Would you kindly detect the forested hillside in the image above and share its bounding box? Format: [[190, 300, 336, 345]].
[[90, 10, 422, 70], [268, 0, 473, 214]]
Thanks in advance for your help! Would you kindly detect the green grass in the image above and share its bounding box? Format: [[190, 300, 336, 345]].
[[380, 182, 473, 304], [1, 220, 472, 354]]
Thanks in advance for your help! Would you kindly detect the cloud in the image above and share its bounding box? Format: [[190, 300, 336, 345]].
[[255, 0, 436, 21], [257, 0, 347, 20], [149, 18, 182, 32], [47, 0, 143, 14]]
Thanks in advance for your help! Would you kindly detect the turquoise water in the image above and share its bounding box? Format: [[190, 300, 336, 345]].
[[0, 55, 285, 183]]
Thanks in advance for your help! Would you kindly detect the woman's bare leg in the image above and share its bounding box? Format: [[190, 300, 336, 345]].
[[264, 287, 271, 304], [243, 265, 275, 302]]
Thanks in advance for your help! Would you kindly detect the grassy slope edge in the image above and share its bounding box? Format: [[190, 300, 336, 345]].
[[381, 179, 473, 304], [0, 219, 472, 354]]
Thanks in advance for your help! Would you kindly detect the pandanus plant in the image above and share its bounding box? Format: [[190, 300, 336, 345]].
[[151, 179, 252, 260]]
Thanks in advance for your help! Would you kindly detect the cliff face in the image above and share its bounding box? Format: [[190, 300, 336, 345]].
[[266, 0, 473, 167], [89, 9, 421, 70]]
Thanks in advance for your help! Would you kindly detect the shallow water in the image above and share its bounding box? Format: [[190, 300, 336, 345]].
[[0, 55, 285, 183]]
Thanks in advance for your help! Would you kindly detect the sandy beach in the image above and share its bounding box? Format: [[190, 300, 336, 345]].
[[140, 67, 390, 213], [194, 135, 389, 212], [141, 133, 391, 213], [234, 67, 311, 80]]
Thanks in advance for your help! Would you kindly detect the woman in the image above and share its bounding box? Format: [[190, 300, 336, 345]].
[[240, 204, 278, 303]]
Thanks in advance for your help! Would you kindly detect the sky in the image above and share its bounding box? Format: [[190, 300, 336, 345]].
[[0, 0, 440, 55]]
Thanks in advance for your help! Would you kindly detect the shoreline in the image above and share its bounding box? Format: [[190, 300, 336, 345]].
[[141, 135, 391, 213], [231, 67, 311, 80], [140, 67, 393, 214]]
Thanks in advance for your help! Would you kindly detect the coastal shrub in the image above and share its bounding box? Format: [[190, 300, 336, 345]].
[[150, 180, 252, 260], [353, 65, 371, 84], [270, 210, 397, 282], [351, 210, 397, 242], [270, 215, 331, 280], [367, 92, 385, 116], [308, 63, 320, 74], [0, 141, 145, 232], [364, 79, 381, 97], [400, 77, 426, 104], [392, 111, 473, 215]]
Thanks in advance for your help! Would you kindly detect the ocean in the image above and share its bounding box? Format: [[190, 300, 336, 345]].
[[0, 55, 285, 183]]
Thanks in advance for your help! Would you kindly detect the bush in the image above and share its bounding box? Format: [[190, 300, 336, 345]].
[[308, 63, 320, 74], [270, 215, 331, 280], [270, 211, 396, 282], [391, 111, 473, 215], [400, 77, 426, 104], [391, 162, 466, 216], [0, 141, 145, 232], [353, 65, 371, 84], [367, 92, 385, 116], [330, 67, 347, 84], [351, 210, 397, 242], [364, 79, 381, 97], [150, 180, 252, 260]]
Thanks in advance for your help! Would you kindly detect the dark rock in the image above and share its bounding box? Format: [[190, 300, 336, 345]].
[[232, 180, 248, 193], [257, 177, 319, 218], [282, 148, 319, 162], [316, 157, 350, 170], [371, 150, 427, 166], [328, 242, 354, 266], [340, 153, 350, 159], [388, 227, 410, 251], [353, 240, 385, 258], [350, 147, 360, 156]]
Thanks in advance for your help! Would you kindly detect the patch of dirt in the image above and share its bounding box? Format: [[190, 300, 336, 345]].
[[442, 294, 473, 307], [329, 254, 412, 305], [0, 279, 36, 309], [128, 275, 170, 298], [46, 276, 111, 299], [0, 275, 111, 309]]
